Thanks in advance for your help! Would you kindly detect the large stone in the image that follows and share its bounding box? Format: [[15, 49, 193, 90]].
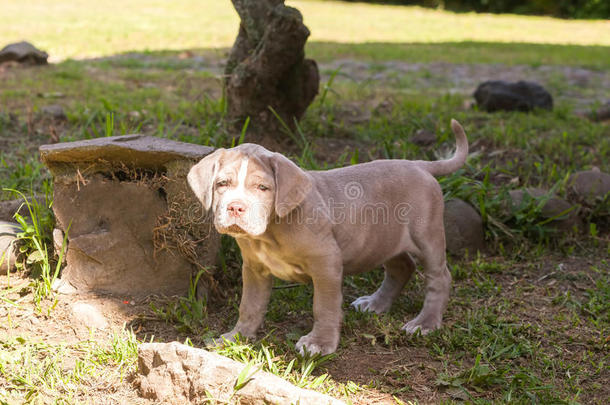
[[39, 135, 220, 297], [0, 41, 48, 65], [474, 80, 553, 112], [136, 342, 344, 404], [0, 221, 20, 275], [568, 169, 610, 206], [443, 199, 486, 255], [508, 188, 580, 231]]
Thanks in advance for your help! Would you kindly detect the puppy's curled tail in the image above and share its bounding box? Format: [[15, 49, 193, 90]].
[[418, 119, 468, 176]]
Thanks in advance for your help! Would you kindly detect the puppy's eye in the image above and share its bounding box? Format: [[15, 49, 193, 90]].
[[258, 184, 269, 191], [216, 180, 228, 188]]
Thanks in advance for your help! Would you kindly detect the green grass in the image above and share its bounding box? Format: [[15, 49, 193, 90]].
[[0, 329, 138, 403], [150, 269, 211, 336], [213, 339, 337, 392], [6, 190, 67, 307]]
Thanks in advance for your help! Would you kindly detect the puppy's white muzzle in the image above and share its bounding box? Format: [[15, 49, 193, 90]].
[[216, 195, 270, 236]]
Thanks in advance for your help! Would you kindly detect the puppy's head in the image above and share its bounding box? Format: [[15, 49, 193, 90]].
[[188, 143, 312, 237]]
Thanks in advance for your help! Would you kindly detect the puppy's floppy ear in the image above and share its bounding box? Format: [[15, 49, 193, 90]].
[[270, 153, 312, 218], [187, 149, 224, 211]]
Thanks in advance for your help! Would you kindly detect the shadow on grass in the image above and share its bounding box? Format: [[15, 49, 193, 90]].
[[85, 41, 610, 70], [307, 41, 610, 68]]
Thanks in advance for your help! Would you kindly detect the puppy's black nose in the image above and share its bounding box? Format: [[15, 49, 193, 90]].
[[227, 201, 246, 217]]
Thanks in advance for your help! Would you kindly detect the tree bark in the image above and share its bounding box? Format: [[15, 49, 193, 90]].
[[225, 0, 319, 138]]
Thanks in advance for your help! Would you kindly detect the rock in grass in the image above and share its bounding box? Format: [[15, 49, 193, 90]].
[[71, 302, 108, 330], [136, 342, 344, 404], [474, 80, 553, 112], [0, 195, 45, 222], [443, 199, 486, 255], [410, 128, 437, 146], [508, 188, 580, 231], [586, 101, 610, 122], [41, 104, 67, 121], [0, 41, 48, 65], [0, 221, 20, 275], [568, 169, 610, 206]]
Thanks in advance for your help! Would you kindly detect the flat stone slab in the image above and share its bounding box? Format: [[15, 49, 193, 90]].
[[40, 134, 214, 177], [136, 342, 345, 404]]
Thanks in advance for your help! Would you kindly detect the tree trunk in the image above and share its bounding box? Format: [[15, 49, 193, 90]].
[[225, 0, 319, 139]]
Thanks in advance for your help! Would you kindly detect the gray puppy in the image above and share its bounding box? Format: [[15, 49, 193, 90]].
[[188, 119, 468, 355]]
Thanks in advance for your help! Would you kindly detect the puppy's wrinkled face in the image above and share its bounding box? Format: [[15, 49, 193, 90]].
[[188, 143, 313, 237], [212, 154, 275, 236]]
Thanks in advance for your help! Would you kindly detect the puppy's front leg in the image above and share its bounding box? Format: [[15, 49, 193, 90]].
[[296, 260, 343, 356], [221, 263, 272, 342]]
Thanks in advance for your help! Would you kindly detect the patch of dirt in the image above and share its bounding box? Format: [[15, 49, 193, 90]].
[[327, 347, 443, 404], [0, 275, 149, 403]]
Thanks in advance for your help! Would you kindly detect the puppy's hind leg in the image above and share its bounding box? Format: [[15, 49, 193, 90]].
[[351, 252, 416, 314], [402, 243, 451, 335]]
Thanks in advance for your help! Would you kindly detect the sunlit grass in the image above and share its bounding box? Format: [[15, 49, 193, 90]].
[[295, 0, 610, 46], [1, 0, 608, 62]]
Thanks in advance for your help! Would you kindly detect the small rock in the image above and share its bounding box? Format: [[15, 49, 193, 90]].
[[52, 228, 67, 263], [508, 188, 580, 231], [372, 98, 394, 115], [52, 278, 77, 294], [37, 92, 65, 99], [71, 302, 109, 329], [136, 342, 344, 404], [568, 169, 610, 205], [444, 199, 486, 255], [586, 101, 610, 122], [41, 104, 67, 121], [411, 129, 437, 146], [0, 195, 46, 222], [474, 80, 553, 112], [0, 221, 20, 274], [0, 41, 48, 65], [178, 50, 194, 59]]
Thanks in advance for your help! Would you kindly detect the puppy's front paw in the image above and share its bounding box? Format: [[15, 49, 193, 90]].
[[402, 315, 441, 335], [220, 331, 241, 343], [351, 295, 391, 314], [295, 333, 338, 356], [206, 330, 244, 348]]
